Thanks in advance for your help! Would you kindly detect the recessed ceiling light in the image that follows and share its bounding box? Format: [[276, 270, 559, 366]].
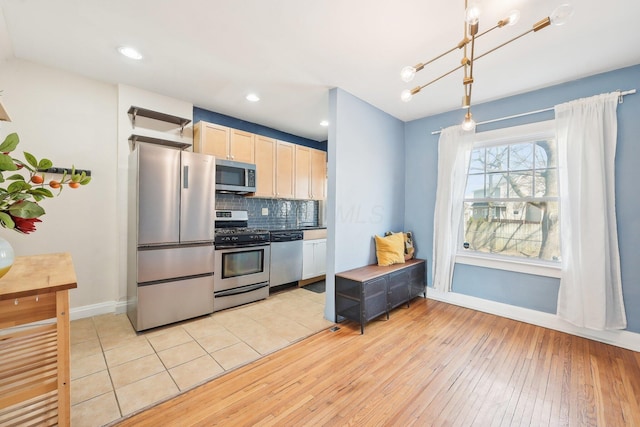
[[246, 93, 260, 102], [118, 46, 143, 60], [320, 120, 329, 127]]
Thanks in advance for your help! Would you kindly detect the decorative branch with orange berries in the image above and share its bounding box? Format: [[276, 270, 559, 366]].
[[0, 132, 91, 234]]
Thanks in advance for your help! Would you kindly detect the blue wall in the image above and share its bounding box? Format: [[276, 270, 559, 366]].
[[325, 88, 405, 320], [404, 64, 640, 333], [193, 107, 327, 152]]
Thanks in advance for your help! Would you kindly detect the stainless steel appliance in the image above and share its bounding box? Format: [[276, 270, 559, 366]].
[[269, 230, 304, 288], [215, 158, 256, 194], [127, 143, 216, 331], [214, 210, 270, 311]]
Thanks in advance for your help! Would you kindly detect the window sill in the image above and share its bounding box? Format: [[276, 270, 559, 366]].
[[455, 252, 561, 278]]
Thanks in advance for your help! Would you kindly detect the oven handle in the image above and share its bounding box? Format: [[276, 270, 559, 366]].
[[214, 242, 271, 250], [215, 282, 268, 297]]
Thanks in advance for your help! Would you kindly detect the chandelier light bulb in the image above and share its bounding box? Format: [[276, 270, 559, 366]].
[[400, 66, 417, 82], [505, 10, 521, 26], [401, 90, 414, 103], [550, 4, 574, 26], [461, 112, 476, 131], [465, 2, 481, 25]]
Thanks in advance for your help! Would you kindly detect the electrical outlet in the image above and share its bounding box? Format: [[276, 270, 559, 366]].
[[261, 207, 269, 216]]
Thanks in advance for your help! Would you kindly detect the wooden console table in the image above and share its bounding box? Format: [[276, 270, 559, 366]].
[[0, 253, 77, 426], [335, 258, 426, 334]]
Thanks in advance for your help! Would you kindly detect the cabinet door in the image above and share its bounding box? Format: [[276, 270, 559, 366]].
[[310, 149, 327, 200], [294, 145, 311, 199], [302, 239, 327, 279], [314, 239, 326, 276], [230, 129, 255, 163], [388, 270, 410, 310], [302, 240, 315, 279], [408, 262, 426, 299], [253, 135, 276, 198], [193, 122, 229, 158], [275, 141, 295, 199], [363, 277, 388, 322]]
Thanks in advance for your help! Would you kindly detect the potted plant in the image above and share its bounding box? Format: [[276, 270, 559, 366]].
[[0, 132, 91, 277]]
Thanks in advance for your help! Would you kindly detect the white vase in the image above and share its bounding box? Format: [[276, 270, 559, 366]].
[[0, 236, 15, 278]]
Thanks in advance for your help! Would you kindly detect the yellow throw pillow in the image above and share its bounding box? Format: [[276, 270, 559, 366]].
[[384, 231, 415, 260], [374, 232, 405, 266]]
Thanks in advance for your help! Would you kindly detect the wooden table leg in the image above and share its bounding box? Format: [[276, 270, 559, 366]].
[[56, 290, 71, 426]]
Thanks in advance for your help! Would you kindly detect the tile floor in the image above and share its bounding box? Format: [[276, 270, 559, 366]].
[[69, 286, 332, 427]]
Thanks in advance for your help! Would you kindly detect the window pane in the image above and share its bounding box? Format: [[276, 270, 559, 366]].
[[486, 173, 508, 198], [534, 169, 558, 197], [486, 146, 508, 172], [465, 174, 485, 199], [469, 148, 485, 173], [463, 201, 561, 261], [509, 143, 533, 171], [535, 140, 556, 168], [508, 172, 533, 197]]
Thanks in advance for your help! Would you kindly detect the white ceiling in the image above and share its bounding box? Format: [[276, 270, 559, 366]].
[[1, 0, 639, 142]]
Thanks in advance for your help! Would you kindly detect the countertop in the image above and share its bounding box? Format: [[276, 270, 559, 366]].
[[269, 226, 327, 232], [0, 252, 77, 300]]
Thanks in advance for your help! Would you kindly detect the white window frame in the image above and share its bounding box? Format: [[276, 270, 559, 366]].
[[455, 120, 561, 278]]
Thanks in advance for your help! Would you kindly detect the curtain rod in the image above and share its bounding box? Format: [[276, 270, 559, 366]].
[[431, 89, 637, 135]]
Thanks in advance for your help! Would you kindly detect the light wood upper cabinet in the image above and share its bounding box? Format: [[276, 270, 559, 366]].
[[193, 121, 229, 158], [310, 148, 327, 200], [194, 121, 326, 200], [229, 129, 255, 163], [295, 145, 311, 199], [295, 145, 327, 200], [276, 141, 295, 199], [193, 122, 254, 163], [253, 135, 276, 198]]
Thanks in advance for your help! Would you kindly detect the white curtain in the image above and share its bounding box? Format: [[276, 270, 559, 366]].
[[555, 92, 626, 330], [432, 126, 474, 292]]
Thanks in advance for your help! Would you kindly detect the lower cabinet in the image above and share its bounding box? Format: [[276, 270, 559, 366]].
[[302, 238, 326, 279], [335, 259, 426, 334]]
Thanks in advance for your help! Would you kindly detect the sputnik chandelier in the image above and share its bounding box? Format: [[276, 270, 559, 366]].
[[400, 1, 574, 131]]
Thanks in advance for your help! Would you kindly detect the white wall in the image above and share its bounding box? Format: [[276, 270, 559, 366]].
[[0, 59, 194, 318], [0, 58, 118, 311]]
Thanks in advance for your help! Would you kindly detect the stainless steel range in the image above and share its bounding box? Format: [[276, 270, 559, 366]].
[[213, 210, 270, 312]]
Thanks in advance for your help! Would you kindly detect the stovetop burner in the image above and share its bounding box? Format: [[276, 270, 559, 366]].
[[215, 227, 269, 235], [213, 210, 270, 247]]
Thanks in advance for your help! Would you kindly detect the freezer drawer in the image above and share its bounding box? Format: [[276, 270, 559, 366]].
[[133, 275, 214, 331], [138, 244, 214, 283]]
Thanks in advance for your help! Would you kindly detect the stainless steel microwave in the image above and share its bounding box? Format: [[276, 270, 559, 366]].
[[215, 158, 256, 194]]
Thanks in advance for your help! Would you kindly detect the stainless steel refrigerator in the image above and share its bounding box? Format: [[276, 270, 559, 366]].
[[127, 142, 216, 331]]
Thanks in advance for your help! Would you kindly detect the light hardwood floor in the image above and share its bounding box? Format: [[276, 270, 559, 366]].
[[113, 298, 640, 427]]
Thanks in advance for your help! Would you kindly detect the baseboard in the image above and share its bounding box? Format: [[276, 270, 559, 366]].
[[70, 300, 128, 321], [426, 288, 640, 352], [299, 275, 325, 287]]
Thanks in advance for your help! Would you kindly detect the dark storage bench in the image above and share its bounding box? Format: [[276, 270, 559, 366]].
[[335, 258, 427, 334]]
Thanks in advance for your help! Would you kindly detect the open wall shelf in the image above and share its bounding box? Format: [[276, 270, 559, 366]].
[[127, 106, 191, 133], [129, 134, 191, 150]]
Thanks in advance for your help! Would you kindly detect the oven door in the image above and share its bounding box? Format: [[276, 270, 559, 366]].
[[214, 243, 270, 291]]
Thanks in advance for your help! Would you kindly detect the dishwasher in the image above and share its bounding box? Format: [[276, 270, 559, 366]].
[[269, 230, 304, 288]]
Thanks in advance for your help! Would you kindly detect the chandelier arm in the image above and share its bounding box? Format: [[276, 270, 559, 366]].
[[475, 27, 535, 61], [417, 42, 468, 72], [416, 63, 466, 92], [475, 23, 501, 40]]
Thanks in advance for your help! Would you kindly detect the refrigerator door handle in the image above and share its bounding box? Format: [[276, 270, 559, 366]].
[[183, 165, 189, 189]]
